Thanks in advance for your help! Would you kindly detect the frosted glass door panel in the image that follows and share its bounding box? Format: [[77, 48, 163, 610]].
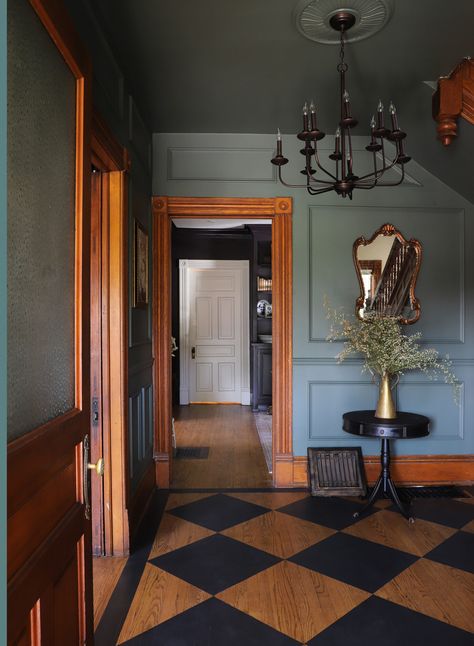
[[8, 0, 76, 441]]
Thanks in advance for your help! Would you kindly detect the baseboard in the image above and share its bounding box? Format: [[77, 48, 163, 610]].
[[128, 460, 156, 545], [154, 451, 171, 488], [290, 454, 474, 488]]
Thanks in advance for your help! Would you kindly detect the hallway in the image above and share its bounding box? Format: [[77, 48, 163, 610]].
[[171, 404, 272, 489], [93, 490, 474, 645]]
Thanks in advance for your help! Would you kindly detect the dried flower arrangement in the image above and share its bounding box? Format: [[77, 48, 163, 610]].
[[325, 301, 461, 407]]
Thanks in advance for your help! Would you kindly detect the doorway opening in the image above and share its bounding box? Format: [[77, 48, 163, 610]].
[[152, 197, 293, 489]]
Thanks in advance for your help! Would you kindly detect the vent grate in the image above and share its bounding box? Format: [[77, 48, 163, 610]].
[[308, 447, 367, 497], [175, 446, 210, 460]]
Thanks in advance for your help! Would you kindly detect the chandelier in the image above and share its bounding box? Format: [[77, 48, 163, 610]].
[[271, 10, 410, 199]]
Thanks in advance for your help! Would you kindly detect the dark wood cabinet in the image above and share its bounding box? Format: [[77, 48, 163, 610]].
[[252, 343, 272, 411]]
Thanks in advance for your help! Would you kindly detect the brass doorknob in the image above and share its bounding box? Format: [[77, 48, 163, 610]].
[[88, 458, 104, 476]]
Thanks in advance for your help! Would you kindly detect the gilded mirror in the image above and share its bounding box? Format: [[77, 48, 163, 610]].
[[353, 223, 422, 325]]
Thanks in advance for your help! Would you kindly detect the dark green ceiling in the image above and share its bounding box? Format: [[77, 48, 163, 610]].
[[92, 0, 473, 136]]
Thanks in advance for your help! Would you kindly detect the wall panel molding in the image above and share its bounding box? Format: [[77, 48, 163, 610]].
[[167, 147, 277, 182], [307, 206, 466, 346]]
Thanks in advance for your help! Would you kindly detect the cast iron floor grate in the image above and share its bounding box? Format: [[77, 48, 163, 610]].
[[381, 486, 470, 503], [175, 446, 210, 460]]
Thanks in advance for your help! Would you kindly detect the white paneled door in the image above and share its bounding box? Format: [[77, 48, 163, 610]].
[[179, 260, 250, 404]]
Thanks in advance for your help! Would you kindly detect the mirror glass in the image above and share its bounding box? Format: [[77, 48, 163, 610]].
[[353, 223, 422, 325]]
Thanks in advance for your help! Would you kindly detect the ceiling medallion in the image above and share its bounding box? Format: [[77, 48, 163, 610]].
[[294, 0, 394, 44], [271, 7, 409, 199]]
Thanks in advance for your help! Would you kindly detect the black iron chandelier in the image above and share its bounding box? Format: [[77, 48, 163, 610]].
[[271, 10, 410, 199]]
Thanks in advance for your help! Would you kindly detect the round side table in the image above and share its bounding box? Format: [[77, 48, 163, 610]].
[[343, 410, 430, 521]]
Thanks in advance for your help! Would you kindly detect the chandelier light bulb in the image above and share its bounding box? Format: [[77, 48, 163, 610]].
[[277, 128, 282, 141], [309, 100, 316, 112], [303, 102, 309, 114], [389, 101, 396, 114], [343, 90, 350, 102], [370, 115, 376, 129], [378, 99, 384, 112], [335, 126, 341, 138]]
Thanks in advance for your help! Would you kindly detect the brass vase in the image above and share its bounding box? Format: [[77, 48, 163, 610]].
[[375, 372, 397, 419]]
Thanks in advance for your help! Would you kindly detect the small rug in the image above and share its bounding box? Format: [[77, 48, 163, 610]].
[[175, 447, 210, 460], [254, 412, 272, 474]]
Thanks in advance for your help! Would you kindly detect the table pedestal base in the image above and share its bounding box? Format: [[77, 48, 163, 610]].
[[353, 438, 414, 522]]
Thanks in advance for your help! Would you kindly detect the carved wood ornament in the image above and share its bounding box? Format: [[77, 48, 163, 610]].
[[433, 57, 474, 146]]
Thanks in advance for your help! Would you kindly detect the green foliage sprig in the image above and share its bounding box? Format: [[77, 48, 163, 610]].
[[324, 300, 461, 403]]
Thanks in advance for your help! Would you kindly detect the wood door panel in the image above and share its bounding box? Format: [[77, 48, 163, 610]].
[[52, 556, 80, 645], [8, 461, 76, 579], [7, 411, 84, 516], [8, 503, 86, 644]]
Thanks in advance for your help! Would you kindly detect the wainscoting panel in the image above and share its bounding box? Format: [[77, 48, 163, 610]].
[[306, 206, 465, 351], [129, 95, 151, 173], [128, 383, 154, 496], [167, 146, 277, 182], [293, 362, 472, 457]]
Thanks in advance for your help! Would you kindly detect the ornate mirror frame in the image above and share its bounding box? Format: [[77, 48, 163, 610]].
[[353, 223, 422, 325]]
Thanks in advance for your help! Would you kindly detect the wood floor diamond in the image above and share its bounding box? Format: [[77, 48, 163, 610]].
[[148, 513, 215, 559], [221, 510, 335, 558], [93, 556, 128, 629], [117, 563, 210, 644], [165, 492, 214, 511], [216, 560, 369, 643], [227, 491, 309, 510], [376, 558, 474, 633], [343, 509, 456, 556], [462, 520, 474, 533]]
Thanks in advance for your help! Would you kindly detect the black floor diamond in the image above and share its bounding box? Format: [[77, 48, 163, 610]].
[[408, 498, 474, 529], [278, 496, 378, 530], [307, 596, 474, 646], [425, 530, 474, 574], [150, 534, 280, 595], [120, 598, 299, 645], [289, 532, 417, 593], [168, 492, 269, 531]]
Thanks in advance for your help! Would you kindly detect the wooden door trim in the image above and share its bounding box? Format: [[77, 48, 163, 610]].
[[91, 112, 130, 556], [152, 196, 293, 487]]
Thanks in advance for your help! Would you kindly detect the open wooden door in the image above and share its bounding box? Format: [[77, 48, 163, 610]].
[[7, 0, 93, 643]]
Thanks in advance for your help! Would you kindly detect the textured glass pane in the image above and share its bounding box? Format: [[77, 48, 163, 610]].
[[8, 0, 76, 441]]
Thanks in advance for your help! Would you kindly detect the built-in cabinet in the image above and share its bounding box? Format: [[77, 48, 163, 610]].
[[249, 225, 272, 410], [252, 343, 272, 411]]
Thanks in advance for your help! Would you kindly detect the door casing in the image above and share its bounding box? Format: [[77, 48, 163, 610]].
[[152, 196, 293, 488], [90, 112, 130, 556]]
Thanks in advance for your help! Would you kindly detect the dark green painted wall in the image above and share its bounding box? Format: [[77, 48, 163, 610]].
[[154, 132, 474, 459], [64, 0, 154, 495]]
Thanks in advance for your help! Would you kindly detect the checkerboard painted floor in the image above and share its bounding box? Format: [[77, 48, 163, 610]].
[[95, 490, 474, 645]]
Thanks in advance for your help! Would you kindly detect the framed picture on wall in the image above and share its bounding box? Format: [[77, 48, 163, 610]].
[[133, 219, 148, 308]]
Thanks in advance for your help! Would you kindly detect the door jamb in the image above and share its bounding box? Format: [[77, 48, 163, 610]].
[[152, 196, 293, 487], [91, 112, 130, 555]]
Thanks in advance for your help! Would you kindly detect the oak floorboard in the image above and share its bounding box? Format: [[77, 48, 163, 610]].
[[117, 563, 210, 643], [221, 510, 335, 558], [343, 509, 456, 556], [217, 560, 369, 643], [171, 405, 272, 489], [376, 558, 474, 633], [148, 513, 215, 559], [93, 556, 128, 629]]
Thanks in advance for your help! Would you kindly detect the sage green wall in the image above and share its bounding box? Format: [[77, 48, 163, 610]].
[[154, 132, 474, 458], [64, 0, 154, 495]]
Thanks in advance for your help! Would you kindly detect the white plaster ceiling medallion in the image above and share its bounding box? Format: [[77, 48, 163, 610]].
[[294, 0, 394, 44]]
